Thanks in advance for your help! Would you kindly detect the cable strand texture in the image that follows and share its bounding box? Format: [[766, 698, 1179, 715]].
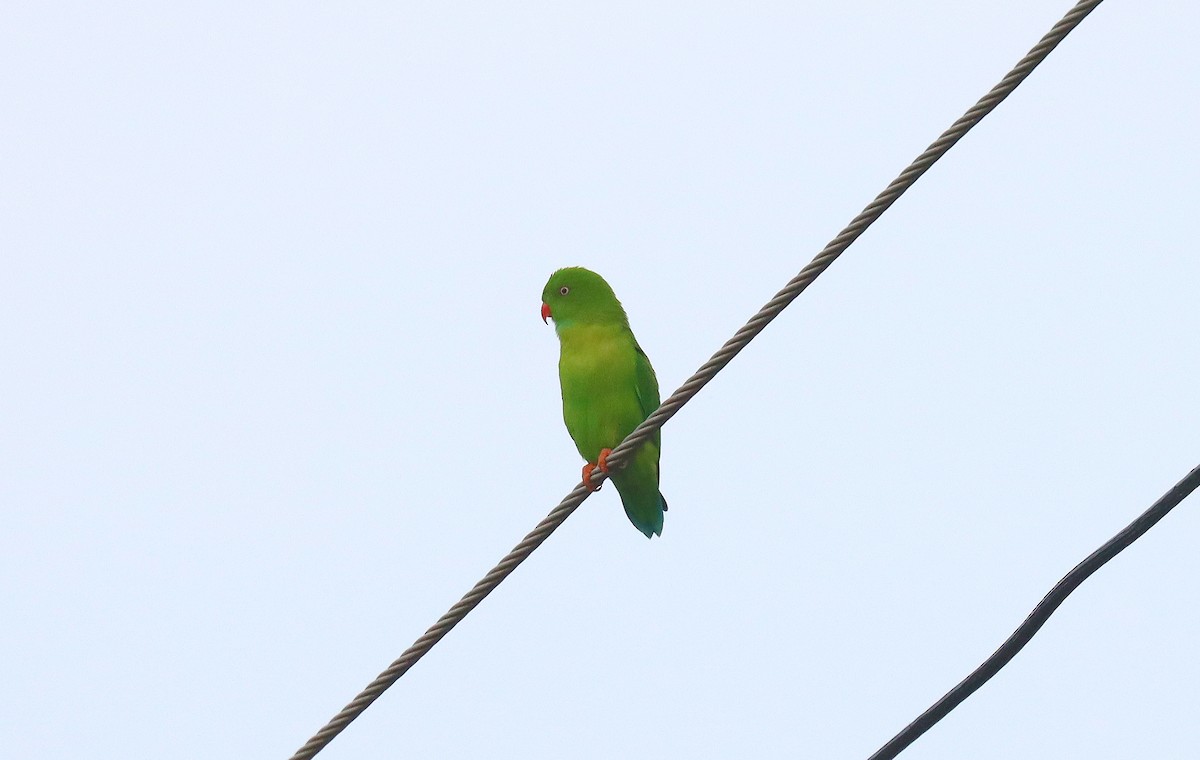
[[289, 2, 1104, 757]]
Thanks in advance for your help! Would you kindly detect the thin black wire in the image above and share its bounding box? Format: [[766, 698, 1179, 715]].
[[868, 462, 1200, 760], [289, 2, 1104, 757]]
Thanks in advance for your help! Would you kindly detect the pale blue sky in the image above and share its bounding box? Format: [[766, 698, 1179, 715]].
[[2, 2, 1197, 758]]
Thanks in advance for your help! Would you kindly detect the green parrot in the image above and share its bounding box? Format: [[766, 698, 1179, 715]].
[[541, 267, 668, 538]]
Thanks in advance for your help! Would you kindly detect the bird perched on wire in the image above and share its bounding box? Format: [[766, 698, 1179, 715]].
[[541, 267, 668, 538]]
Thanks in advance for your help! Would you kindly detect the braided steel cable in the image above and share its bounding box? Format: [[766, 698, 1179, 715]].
[[289, 2, 1104, 757], [603, 0, 1104, 477], [868, 462, 1200, 760]]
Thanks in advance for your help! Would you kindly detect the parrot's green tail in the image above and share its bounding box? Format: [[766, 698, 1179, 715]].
[[618, 489, 667, 539], [609, 443, 667, 538]]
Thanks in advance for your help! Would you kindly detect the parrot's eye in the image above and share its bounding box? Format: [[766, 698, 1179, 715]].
[[559, 286, 570, 296]]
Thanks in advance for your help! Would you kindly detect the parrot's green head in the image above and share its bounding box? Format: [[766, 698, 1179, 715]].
[[540, 267, 629, 330]]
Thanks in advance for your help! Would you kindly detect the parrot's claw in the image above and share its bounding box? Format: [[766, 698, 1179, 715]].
[[581, 462, 602, 492], [583, 446, 614, 489], [582, 449, 614, 492]]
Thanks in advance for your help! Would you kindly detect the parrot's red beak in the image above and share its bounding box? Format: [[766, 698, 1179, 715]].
[[541, 302, 552, 324]]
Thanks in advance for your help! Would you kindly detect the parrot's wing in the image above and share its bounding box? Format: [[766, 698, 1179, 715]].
[[633, 341, 666, 513], [633, 342, 661, 445]]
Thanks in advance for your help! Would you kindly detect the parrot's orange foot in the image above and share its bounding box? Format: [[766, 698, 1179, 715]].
[[581, 449, 614, 492], [581, 462, 602, 492]]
